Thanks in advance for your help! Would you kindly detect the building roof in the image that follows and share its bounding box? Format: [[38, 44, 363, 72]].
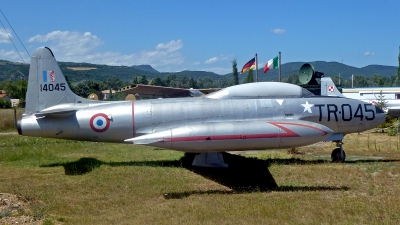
[[118, 84, 220, 98], [342, 87, 400, 94], [0, 93, 8, 99], [118, 84, 191, 98]]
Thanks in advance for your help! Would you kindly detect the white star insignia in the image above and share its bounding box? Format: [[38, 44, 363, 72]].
[[301, 101, 314, 113]]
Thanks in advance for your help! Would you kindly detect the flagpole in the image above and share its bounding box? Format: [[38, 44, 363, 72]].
[[352, 74, 354, 88], [278, 52, 281, 82], [255, 53, 258, 82]]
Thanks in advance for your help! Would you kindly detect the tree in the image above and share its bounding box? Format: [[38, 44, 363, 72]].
[[331, 75, 343, 86], [377, 77, 384, 87], [132, 76, 139, 85], [286, 73, 300, 85], [189, 78, 197, 88], [163, 75, 176, 87], [244, 69, 254, 83], [139, 74, 148, 85], [106, 77, 124, 90], [352, 75, 369, 87], [0, 98, 11, 108], [232, 59, 239, 85], [375, 90, 387, 111], [151, 77, 165, 86], [73, 83, 90, 98], [0, 80, 28, 100]]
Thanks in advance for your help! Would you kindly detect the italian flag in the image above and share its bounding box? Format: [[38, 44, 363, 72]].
[[263, 56, 279, 73]]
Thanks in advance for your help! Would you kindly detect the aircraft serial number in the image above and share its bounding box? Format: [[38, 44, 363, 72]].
[[40, 83, 66, 92], [315, 103, 375, 121]]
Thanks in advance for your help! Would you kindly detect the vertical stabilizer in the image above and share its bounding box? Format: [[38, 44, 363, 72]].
[[25, 47, 89, 115], [320, 77, 344, 97]]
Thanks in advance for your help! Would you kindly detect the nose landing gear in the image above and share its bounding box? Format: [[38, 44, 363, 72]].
[[331, 141, 346, 162]]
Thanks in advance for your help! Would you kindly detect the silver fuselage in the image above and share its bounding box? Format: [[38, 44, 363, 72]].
[[19, 95, 385, 152], [17, 47, 386, 153]]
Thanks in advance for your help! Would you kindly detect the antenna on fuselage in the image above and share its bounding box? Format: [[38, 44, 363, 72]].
[[299, 63, 324, 85], [298, 63, 325, 96]]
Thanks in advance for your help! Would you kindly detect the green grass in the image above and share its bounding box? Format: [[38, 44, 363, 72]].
[[0, 133, 400, 224], [0, 108, 24, 131], [1, 109, 400, 224]]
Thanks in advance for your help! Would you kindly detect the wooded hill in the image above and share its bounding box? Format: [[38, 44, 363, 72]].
[[0, 59, 398, 84]]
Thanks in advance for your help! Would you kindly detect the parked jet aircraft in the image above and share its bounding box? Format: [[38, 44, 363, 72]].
[[341, 88, 400, 118], [18, 47, 385, 167]]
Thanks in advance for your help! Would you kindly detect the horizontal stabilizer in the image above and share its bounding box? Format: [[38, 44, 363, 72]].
[[35, 109, 77, 117]]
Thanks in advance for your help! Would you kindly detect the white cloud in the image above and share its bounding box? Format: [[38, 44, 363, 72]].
[[156, 40, 183, 52], [28, 30, 104, 56], [204, 55, 231, 64], [0, 29, 12, 43], [0, 49, 28, 62], [27, 30, 185, 67], [271, 28, 286, 34], [205, 57, 219, 64], [363, 51, 375, 56], [137, 40, 184, 67]]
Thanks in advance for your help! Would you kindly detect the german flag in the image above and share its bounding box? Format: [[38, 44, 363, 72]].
[[240, 57, 256, 74]]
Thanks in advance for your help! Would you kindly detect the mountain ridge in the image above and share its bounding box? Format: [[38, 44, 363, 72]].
[[0, 59, 397, 83]]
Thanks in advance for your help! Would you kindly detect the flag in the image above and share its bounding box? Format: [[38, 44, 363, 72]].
[[263, 56, 279, 73], [43, 70, 55, 82], [240, 57, 256, 74]]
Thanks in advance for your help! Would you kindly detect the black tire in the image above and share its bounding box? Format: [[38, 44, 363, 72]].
[[331, 147, 346, 163]]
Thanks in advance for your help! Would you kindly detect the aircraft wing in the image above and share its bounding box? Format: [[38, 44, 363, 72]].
[[125, 120, 333, 152]]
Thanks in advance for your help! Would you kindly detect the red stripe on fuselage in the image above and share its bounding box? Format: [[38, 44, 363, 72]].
[[164, 122, 327, 142], [132, 101, 135, 137], [268, 122, 328, 135]]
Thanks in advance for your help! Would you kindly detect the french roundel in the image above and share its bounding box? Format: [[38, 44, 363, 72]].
[[90, 113, 110, 133]]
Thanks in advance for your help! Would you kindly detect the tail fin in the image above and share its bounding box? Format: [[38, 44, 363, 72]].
[[320, 77, 345, 97], [25, 47, 90, 115]]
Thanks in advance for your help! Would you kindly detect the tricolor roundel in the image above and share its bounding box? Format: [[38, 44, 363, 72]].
[[90, 113, 110, 132]]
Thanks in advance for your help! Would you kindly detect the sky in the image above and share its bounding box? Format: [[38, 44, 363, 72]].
[[0, 0, 399, 75]]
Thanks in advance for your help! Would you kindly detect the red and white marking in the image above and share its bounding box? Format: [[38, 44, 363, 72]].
[[328, 86, 334, 92], [90, 113, 110, 132]]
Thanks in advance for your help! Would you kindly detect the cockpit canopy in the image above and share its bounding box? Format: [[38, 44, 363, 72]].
[[205, 82, 314, 99]]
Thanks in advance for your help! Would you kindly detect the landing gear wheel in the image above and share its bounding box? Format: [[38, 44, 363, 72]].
[[331, 148, 346, 163]]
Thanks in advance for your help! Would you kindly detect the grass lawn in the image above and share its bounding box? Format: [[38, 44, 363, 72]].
[[0, 131, 400, 224]]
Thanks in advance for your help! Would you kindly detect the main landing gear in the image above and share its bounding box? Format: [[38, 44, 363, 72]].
[[331, 141, 346, 163]]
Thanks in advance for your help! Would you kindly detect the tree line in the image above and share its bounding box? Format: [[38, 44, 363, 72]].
[[283, 73, 399, 87], [1, 71, 399, 108]]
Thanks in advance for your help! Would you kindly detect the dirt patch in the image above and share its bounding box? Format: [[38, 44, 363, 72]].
[[0, 193, 43, 224]]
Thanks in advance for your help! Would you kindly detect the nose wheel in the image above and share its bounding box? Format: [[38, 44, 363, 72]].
[[331, 141, 346, 162]]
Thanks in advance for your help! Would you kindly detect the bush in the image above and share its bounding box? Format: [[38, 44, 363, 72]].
[[0, 98, 11, 108]]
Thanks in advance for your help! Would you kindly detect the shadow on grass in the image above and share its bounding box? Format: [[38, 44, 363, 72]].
[[163, 186, 350, 199], [344, 159, 400, 164], [40, 157, 182, 175], [40, 153, 399, 194]]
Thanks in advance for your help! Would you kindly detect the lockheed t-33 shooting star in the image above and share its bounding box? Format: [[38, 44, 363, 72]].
[[18, 47, 385, 167]]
